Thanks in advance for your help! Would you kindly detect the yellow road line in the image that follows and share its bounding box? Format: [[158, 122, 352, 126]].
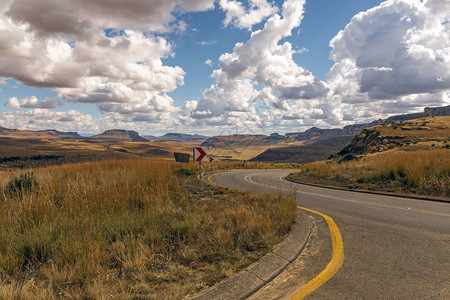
[[210, 172, 344, 298], [207, 174, 228, 189], [291, 206, 344, 299]]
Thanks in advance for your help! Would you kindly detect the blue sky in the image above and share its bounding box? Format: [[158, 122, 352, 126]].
[[0, 0, 449, 135]]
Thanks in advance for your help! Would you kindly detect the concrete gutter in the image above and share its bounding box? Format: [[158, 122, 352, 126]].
[[189, 210, 311, 300], [284, 176, 450, 204]]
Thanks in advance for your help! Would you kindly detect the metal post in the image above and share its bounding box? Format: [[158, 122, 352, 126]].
[[199, 160, 202, 188]]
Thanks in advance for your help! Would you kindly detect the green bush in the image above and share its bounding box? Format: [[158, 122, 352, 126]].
[[175, 168, 196, 176], [4, 171, 39, 198]]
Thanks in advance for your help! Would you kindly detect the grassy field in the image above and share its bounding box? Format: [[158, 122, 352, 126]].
[[0, 159, 297, 298], [288, 149, 450, 197], [0, 137, 194, 169]]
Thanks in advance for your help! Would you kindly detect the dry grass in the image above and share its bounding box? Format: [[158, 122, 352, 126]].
[[289, 149, 450, 197], [0, 159, 297, 298]]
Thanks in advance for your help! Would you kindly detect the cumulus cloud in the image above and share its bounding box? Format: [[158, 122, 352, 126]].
[[220, 0, 278, 30], [218, 0, 328, 100], [188, 0, 330, 131], [6, 0, 214, 35], [6, 96, 62, 109], [329, 0, 450, 102], [0, 0, 215, 125]]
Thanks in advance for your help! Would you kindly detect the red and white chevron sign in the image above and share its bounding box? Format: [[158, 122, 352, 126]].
[[193, 146, 207, 162]]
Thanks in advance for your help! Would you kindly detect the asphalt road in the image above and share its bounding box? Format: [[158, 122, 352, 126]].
[[210, 170, 450, 299]]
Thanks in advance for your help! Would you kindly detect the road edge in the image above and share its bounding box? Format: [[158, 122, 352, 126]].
[[189, 210, 311, 300], [284, 176, 450, 204]]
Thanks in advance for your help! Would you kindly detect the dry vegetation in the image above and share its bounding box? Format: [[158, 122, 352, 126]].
[[0, 160, 297, 298], [0, 138, 194, 169], [288, 149, 450, 197]]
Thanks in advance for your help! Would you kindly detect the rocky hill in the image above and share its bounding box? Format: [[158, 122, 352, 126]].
[[331, 116, 450, 160], [89, 129, 149, 142], [0, 126, 83, 140]]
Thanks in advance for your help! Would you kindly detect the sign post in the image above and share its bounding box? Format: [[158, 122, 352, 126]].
[[193, 146, 207, 188]]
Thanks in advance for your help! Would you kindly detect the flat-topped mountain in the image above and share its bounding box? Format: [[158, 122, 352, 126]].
[[0, 126, 82, 140], [89, 129, 149, 142]]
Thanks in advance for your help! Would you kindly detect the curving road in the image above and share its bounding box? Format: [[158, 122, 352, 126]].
[[210, 170, 450, 299]]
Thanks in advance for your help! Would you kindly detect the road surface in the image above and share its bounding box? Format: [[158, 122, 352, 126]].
[[209, 170, 450, 299]]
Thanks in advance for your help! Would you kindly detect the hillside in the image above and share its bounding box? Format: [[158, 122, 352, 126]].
[[0, 126, 82, 140], [0, 137, 192, 169], [89, 129, 149, 142], [250, 135, 353, 163], [284, 127, 344, 144], [332, 116, 450, 159], [201, 134, 282, 148], [148, 133, 209, 143]]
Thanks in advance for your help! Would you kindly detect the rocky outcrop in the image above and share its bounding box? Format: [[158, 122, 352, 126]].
[[336, 128, 381, 156]]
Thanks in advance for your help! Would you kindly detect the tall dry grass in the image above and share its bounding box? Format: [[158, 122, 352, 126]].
[[0, 159, 296, 298], [289, 149, 450, 197]]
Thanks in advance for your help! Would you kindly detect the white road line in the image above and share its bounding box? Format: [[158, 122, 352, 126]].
[[243, 173, 450, 218]]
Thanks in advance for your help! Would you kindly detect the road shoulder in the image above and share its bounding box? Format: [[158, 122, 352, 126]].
[[189, 210, 311, 300], [284, 176, 450, 203]]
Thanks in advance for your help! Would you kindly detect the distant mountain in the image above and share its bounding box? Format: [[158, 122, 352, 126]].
[[0, 126, 83, 140], [89, 129, 149, 142], [250, 135, 353, 164], [201, 134, 282, 148], [204, 105, 450, 149], [148, 133, 210, 143], [284, 127, 344, 144]]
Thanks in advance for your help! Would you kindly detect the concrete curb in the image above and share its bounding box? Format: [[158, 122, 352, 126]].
[[189, 210, 311, 300], [284, 176, 450, 204]]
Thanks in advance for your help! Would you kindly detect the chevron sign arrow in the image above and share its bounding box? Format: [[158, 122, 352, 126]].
[[193, 146, 207, 162]]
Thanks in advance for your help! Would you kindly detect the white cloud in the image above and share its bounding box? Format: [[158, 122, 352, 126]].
[[205, 59, 213, 66], [220, 0, 278, 30], [6, 96, 62, 109], [6, 0, 214, 34], [218, 0, 328, 99], [0, 0, 213, 125], [0, 109, 96, 132], [329, 0, 450, 101], [188, 0, 330, 131], [198, 40, 217, 46]]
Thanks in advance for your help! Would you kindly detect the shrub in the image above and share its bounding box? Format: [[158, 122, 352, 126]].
[[175, 167, 196, 176], [4, 171, 39, 198]]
